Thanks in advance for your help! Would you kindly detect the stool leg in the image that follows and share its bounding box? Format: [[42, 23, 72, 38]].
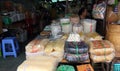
[[2, 41, 6, 58], [15, 39, 19, 52], [11, 42, 17, 58], [102, 63, 106, 71]]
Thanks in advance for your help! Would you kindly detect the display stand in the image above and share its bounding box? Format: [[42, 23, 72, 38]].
[[59, 59, 91, 71]]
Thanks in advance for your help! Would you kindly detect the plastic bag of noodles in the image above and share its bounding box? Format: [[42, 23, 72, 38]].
[[65, 53, 89, 62], [57, 65, 75, 71], [65, 41, 89, 54]]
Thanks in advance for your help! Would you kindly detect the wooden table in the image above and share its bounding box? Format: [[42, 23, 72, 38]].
[[59, 59, 91, 71], [61, 59, 90, 64]]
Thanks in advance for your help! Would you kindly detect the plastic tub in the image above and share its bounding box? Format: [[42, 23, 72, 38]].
[[113, 63, 120, 71], [60, 18, 72, 34], [83, 19, 97, 33]]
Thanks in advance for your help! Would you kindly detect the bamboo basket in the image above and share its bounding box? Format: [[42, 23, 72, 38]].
[[106, 24, 120, 57]]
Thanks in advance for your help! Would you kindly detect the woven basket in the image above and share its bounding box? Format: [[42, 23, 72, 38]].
[[106, 24, 120, 55], [107, 24, 120, 33]]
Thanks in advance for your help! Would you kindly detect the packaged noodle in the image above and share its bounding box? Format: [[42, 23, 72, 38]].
[[61, 34, 69, 40], [17, 58, 58, 71], [26, 39, 49, 53], [54, 39, 65, 52], [89, 40, 115, 55], [85, 32, 102, 43], [90, 53, 115, 63], [45, 39, 65, 53], [44, 39, 65, 61], [65, 53, 89, 62], [65, 41, 89, 54], [44, 41, 55, 53]]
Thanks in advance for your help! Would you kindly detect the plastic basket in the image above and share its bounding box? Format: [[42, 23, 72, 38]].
[[113, 63, 120, 71]]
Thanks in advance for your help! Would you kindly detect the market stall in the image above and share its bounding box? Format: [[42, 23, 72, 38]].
[[16, 0, 120, 71], [17, 17, 116, 71]]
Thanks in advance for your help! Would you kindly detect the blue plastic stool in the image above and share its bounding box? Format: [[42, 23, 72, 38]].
[[1, 37, 19, 58]]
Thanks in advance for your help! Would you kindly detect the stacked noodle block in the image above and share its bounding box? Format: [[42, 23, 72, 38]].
[[89, 40, 115, 63], [17, 38, 65, 71], [17, 55, 58, 71]]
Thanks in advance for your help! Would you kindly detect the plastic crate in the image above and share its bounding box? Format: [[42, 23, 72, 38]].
[[113, 63, 120, 71]]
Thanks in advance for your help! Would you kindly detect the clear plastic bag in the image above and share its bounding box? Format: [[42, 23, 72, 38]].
[[65, 53, 89, 62], [65, 41, 89, 54], [92, 2, 106, 19]]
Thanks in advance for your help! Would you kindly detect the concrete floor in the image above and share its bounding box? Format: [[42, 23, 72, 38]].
[[0, 52, 25, 71], [0, 34, 35, 71]]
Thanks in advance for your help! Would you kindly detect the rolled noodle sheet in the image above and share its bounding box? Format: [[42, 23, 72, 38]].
[[89, 40, 115, 55]]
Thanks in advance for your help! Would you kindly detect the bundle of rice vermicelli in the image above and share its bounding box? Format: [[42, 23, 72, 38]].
[[89, 40, 115, 63]]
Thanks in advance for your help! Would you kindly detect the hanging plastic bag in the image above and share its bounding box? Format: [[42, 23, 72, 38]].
[[92, 2, 106, 19], [108, 0, 118, 5]]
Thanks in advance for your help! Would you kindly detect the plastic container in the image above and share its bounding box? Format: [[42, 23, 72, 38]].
[[51, 23, 61, 38], [82, 19, 97, 33], [60, 18, 72, 34], [73, 24, 83, 33], [113, 63, 120, 71], [2, 16, 12, 25]]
